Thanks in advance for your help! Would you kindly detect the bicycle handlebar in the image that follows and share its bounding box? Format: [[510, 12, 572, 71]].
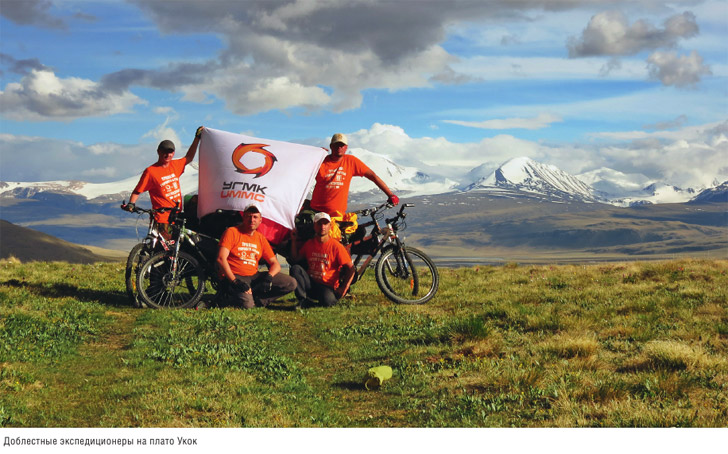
[[120, 201, 180, 216], [350, 202, 391, 218], [352, 201, 414, 224], [119, 201, 182, 217]]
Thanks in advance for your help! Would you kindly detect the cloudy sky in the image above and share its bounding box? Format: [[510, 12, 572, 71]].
[[1, 0, 726, 189]]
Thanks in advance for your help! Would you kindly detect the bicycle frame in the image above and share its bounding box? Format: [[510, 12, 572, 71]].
[[156, 210, 222, 291], [138, 209, 172, 252], [121, 202, 176, 251], [345, 202, 414, 283]]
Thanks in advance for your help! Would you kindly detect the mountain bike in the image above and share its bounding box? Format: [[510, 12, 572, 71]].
[[120, 203, 176, 308], [134, 208, 222, 309], [341, 202, 439, 304]]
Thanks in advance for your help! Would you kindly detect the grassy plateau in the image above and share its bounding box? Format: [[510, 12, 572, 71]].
[[0, 257, 726, 427]]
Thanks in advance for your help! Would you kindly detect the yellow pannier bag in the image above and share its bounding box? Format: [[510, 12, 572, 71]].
[[329, 212, 359, 241]]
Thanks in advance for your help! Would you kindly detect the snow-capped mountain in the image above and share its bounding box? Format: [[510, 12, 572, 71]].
[[0, 163, 201, 203], [456, 157, 718, 206], [461, 157, 598, 202], [1, 153, 724, 252], [577, 167, 653, 197], [0, 155, 722, 208], [348, 148, 458, 198], [577, 167, 702, 206], [690, 181, 728, 203], [461, 162, 498, 188], [633, 183, 696, 205], [0, 154, 460, 205]]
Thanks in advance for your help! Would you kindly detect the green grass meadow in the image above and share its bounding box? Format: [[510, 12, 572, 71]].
[[1, 258, 726, 427]]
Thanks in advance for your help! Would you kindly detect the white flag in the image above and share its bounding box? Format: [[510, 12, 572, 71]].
[[198, 128, 326, 243]]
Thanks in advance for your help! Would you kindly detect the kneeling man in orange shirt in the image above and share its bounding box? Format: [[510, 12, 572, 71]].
[[217, 204, 296, 308], [289, 212, 355, 308]]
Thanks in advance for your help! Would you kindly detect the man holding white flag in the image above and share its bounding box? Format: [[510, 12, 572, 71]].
[[310, 133, 399, 217], [198, 128, 327, 245]]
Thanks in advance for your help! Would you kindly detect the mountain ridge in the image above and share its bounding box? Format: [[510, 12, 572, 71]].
[[2, 155, 722, 207], [0, 220, 123, 263], [1, 154, 726, 254], [2, 195, 725, 262], [462, 157, 598, 202]]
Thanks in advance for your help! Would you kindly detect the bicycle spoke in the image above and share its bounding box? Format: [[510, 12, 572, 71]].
[[137, 252, 205, 309], [375, 247, 439, 304]]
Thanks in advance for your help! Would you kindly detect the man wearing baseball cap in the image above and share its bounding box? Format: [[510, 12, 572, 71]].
[[122, 126, 204, 235], [309, 133, 399, 218], [216, 204, 296, 308], [289, 211, 355, 308]]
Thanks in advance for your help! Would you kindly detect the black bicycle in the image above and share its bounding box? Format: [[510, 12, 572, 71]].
[[120, 203, 176, 307], [342, 202, 439, 304], [133, 209, 222, 309]]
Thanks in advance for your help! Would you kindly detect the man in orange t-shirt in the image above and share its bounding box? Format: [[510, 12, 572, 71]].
[[309, 133, 399, 217], [122, 127, 203, 229], [217, 204, 296, 309], [289, 212, 355, 308]]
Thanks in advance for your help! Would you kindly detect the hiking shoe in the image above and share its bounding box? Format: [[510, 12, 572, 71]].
[[295, 298, 316, 310]]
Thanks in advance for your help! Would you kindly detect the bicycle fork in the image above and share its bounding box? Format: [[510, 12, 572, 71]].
[[389, 238, 418, 293], [164, 220, 187, 291]]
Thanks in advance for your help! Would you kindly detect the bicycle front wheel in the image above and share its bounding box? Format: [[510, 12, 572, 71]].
[[137, 251, 205, 309], [375, 246, 439, 304]]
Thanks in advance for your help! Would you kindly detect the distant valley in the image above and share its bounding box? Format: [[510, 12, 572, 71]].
[[396, 191, 727, 262], [1, 189, 725, 264], [1, 155, 726, 263]]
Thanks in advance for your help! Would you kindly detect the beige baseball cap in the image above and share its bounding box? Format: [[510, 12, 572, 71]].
[[330, 133, 348, 146], [313, 212, 331, 223]]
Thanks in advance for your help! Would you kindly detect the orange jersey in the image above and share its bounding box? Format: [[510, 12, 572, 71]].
[[309, 155, 371, 216], [299, 237, 352, 288], [219, 226, 275, 277], [133, 158, 187, 223]]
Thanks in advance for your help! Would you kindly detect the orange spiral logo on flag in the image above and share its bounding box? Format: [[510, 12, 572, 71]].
[[231, 143, 277, 178]]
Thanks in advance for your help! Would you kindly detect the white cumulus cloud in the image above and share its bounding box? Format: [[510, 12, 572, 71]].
[[567, 9, 712, 86], [568, 10, 699, 57], [0, 69, 144, 121], [344, 121, 727, 189], [646, 50, 712, 87]]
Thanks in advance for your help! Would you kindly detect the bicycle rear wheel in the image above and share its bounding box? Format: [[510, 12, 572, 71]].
[[137, 251, 205, 309], [125, 243, 151, 308], [375, 246, 439, 304]]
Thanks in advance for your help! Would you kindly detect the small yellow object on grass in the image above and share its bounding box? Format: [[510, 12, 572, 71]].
[[364, 366, 393, 390]]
